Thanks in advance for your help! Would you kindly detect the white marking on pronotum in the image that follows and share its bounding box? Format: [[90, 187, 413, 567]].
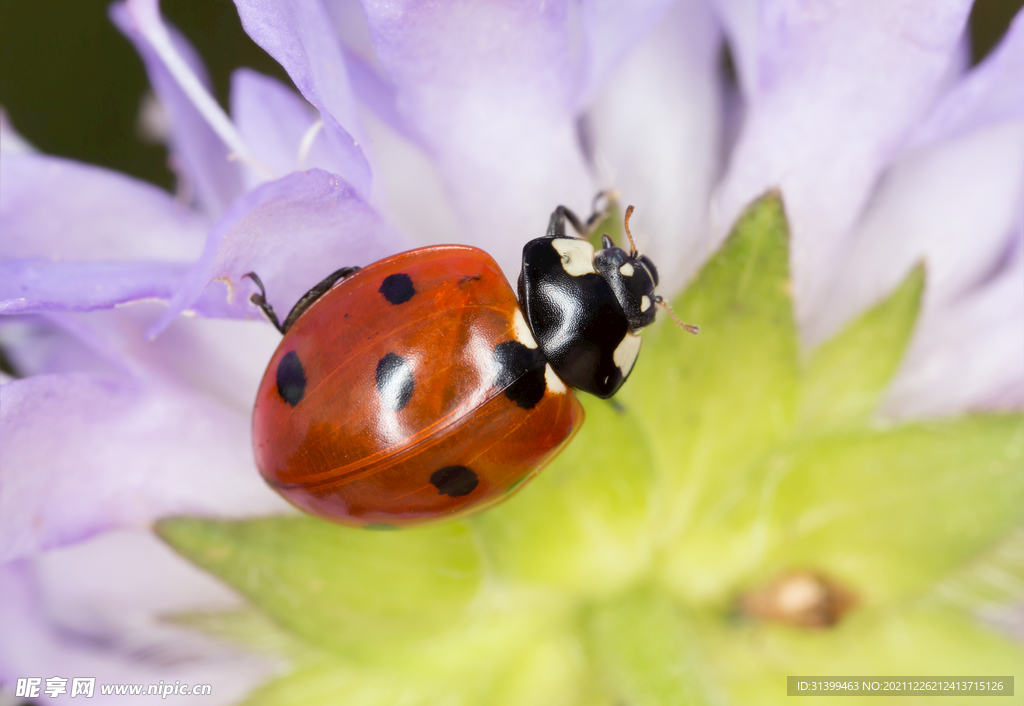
[[641, 295, 651, 312], [619, 263, 634, 277], [551, 238, 596, 276], [544, 363, 566, 393], [512, 309, 538, 349], [613, 331, 642, 376]]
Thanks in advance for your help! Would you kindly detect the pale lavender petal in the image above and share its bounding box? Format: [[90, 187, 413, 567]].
[[1, 553, 274, 706], [0, 153, 207, 260], [233, 0, 372, 196], [321, 1, 422, 140], [0, 260, 189, 315], [576, 0, 679, 106], [0, 373, 288, 562], [713, 0, 760, 97], [587, 0, 723, 290], [364, 124, 466, 261], [72, 306, 282, 414], [809, 119, 1024, 344], [110, 1, 245, 217], [360, 0, 593, 278], [343, 48, 420, 143], [0, 316, 125, 380], [230, 68, 349, 189], [1, 305, 280, 415], [149, 169, 408, 336], [35, 530, 244, 632], [881, 236, 1024, 418], [0, 107, 35, 154], [912, 9, 1024, 148], [711, 0, 973, 326]]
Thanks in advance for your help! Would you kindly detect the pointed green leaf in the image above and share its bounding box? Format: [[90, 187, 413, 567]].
[[702, 604, 1024, 706], [585, 587, 719, 706], [170, 608, 307, 659], [157, 516, 481, 658], [471, 395, 654, 594], [659, 415, 1024, 606], [736, 415, 1024, 605], [937, 523, 1024, 609], [798, 263, 925, 432], [240, 593, 594, 706], [241, 659, 439, 706], [623, 193, 799, 546]]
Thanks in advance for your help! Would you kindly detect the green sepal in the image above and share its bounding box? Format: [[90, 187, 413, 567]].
[[585, 586, 719, 706], [623, 193, 799, 545], [157, 516, 481, 659], [236, 590, 595, 706], [471, 395, 654, 595], [723, 415, 1024, 606], [798, 263, 925, 433], [702, 604, 1024, 706]]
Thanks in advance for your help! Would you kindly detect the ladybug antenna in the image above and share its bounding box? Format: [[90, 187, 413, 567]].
[[654, 295, 699, 335], [623, 205, 639, 258]]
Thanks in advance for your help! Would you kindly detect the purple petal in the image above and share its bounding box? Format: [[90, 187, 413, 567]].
[[0, 107, 35, 154], [713, 0, 760, 97], [0, 316, 126, 380], [912, 9, 1024, 148], [342, 47, 420, 143], [0, 153, 207, 260], [232, 0, 372, 196], [576, 0, 679, 106], [230, 68, 349, 189], [586, 0, 723, 290], [809, 119, 1024, 344], [110, 1, 245, 217], [881, 236, 1024, 417], [319, 2, 422, 140], [711, 0, 973, 325], [0, 260, 189, 315], [359, 0, 593, 278], [0, 373, 288, 562], [0, 552, 274, 705], [2, 305, 281, 417], [34, 530, 244, 627], [149, 169, 408, 336]]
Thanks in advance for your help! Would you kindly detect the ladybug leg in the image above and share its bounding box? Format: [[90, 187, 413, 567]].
[[244, 272, 286, 334], [546, 190, 613, 238], [279, 266, 361, 333], [243, 267, 361, 335]]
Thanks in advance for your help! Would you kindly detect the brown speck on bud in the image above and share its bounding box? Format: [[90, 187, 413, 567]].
[[737, 571, 856, 629]]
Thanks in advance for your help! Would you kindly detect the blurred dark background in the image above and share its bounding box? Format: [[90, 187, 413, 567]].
[[0, 0, 292, 191], [1, 0, 1022, 194]]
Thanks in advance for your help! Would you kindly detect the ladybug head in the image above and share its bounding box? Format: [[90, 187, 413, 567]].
[[593, 206, 662, 334]]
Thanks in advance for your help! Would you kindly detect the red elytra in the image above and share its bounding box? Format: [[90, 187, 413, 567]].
[[252, 245, 584, 529]]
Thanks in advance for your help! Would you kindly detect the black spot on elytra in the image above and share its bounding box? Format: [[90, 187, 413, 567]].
[[431, 465, 479, 497], [276, 350, 306, 406], [493, 340, 547, 409], [376, 353, 414, 411], [364, 523, 398, 531], [379, 273, 415, 304]]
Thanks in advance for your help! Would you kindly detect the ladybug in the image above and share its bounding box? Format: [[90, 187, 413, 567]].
[[249, 198, 696, 528]]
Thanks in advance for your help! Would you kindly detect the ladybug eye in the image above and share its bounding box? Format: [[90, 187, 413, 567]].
[[639, 255, 659, 286]]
